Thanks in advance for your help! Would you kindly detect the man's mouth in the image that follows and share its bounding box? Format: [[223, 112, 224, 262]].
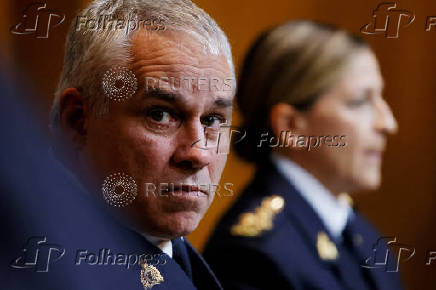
[[161, 184, 209, 197]]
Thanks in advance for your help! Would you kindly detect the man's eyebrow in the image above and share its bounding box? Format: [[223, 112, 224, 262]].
[[214, 97, 233, 108], [142, 89, 179, 103], [142, 89, 233, 108]]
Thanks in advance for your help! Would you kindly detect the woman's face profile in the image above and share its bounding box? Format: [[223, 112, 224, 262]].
[[294, 49, 398, 193]]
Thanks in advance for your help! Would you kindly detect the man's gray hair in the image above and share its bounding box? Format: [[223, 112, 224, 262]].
[[50, 0, 234, 130]]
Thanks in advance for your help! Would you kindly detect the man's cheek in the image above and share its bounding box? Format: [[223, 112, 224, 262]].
[[209, 157, 227, 184], [136, 137, 173, 163]]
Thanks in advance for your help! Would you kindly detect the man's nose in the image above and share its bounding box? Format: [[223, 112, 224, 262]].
[[374, 98, 398, 135], [171, 121, 212, 171]]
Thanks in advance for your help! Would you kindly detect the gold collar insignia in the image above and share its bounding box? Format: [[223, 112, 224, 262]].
[[317, 231, 338, 261], [231, 195, 285, 237]]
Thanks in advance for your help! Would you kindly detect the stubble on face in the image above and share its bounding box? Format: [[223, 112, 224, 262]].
[[83, 30, 234, 239]]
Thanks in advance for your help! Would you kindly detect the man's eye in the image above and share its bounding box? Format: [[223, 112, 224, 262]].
[[148, 109, 177, 124], [142, 106, 180, 134], [202, 115, 225, 128]]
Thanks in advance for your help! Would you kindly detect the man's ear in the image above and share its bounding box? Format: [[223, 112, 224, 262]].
[[58, 88, 89, 150], [270, 103, 306, 138]]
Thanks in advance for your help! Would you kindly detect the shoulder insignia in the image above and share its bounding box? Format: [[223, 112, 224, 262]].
[[140, 262, 164, 289], [317, 231, 338, 261], [231, 195, 284, 237]]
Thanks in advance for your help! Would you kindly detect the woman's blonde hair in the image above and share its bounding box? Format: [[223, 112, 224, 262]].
[[235, 20, 370, 163]]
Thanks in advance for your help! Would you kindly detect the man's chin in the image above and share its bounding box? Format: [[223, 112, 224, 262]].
[[168, 211, 203, 237], [144, 210, 203, 239]]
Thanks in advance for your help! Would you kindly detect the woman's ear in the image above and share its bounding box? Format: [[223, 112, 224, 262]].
[[270, 103, 306, 139], [57, 88, 89, 150]]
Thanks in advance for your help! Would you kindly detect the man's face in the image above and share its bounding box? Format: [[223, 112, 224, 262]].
[[82, 31, 234, 239]]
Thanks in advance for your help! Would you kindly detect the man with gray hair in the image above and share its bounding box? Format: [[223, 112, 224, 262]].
[[51, 0, 234, 289]]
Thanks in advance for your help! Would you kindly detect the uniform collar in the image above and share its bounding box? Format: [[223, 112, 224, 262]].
[[271, 153, 352, 239], [141, 233, 173, 258]]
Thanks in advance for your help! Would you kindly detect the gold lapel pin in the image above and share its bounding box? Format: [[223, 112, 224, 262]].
[[140, 262, 164, 289], [317, 231, 338, 261]]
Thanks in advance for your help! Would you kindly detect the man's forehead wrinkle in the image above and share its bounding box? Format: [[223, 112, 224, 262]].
[[133, 44, 200, 64], [131, 35, 231, 77], [132, 33, 204, 62], [133, 63, 230, 80], [133, 64, 200, 79], [131, 45, 229, 73]]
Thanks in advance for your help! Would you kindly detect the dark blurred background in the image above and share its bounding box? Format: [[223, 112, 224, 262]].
[[2, 0, 435, 289]]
